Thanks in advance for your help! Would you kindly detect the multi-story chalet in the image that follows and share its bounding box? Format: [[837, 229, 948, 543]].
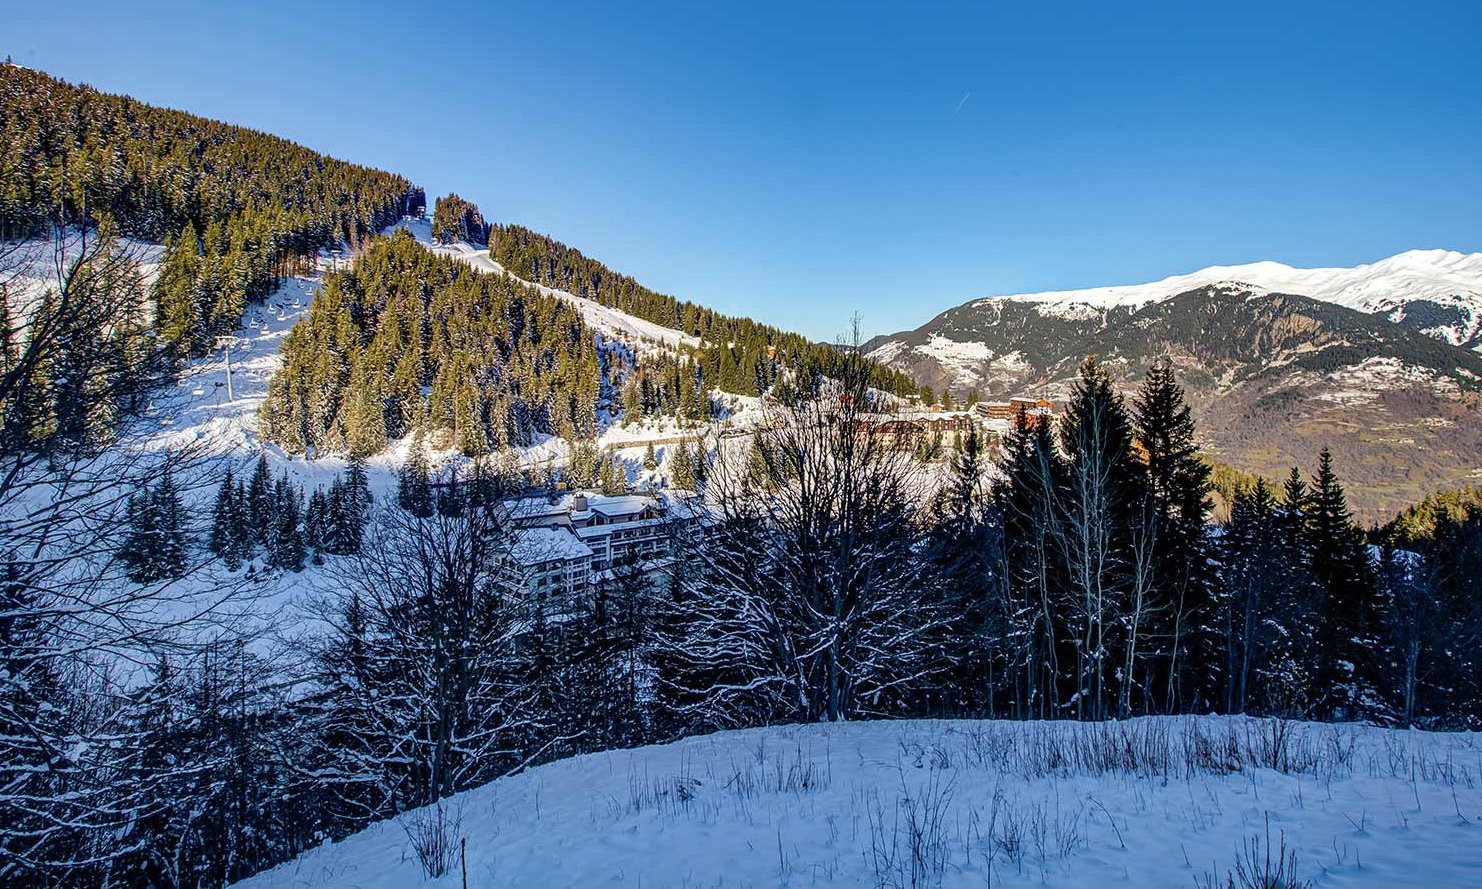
[[500, 491, 705, 607], [974, 396, 1055, 423], [850, 412, 978, 445]]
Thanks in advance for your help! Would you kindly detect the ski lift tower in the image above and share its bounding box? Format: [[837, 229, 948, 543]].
[[215, 335, 251, 403]]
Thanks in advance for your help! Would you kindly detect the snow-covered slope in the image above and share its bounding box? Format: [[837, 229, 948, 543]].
[[234, 716, 1482, 889], [389, 218, 701, 350]]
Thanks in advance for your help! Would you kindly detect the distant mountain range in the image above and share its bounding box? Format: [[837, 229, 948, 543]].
[[864, 251, 1482, 518]]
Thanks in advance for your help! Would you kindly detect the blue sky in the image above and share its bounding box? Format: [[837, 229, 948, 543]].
[[8, 1, 1481, 341]]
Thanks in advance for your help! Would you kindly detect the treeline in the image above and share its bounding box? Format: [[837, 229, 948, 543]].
[[260, 230, 601, 456], [1, 64, 422, 353], [656, 355, 1482, 729], [489, 222, 919, 398]]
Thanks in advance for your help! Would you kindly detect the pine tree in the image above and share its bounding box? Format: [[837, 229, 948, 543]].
[[209, 468, 247, 570], [1306, 448, 1382, 718], [246, 454, 274, 552], [643, 441, 658, 471], [670, 442, 697, 491], [1132, 358, 1213, 711], [265, 475, 304, 571], [397, 441, 434, 518]]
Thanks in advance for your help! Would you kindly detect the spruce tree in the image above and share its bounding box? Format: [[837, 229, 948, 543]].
[[246, 454, 274, 551], [994, 408, 1068, 718], [305, 488, 329, 554], [1132, 358, 1213, 710], [269, 476, 306, 572], [1306, 448, 1381, 718], [153, 222, 201, 352], [567, 439, 600, 489], [396, 443, 434, 518], [599, 452, 627, 496], [1057, 357, 1143, 719], [120, 464, 189, 583], [119, 491, 157, 583], [209, 468, 247, 571], [670, 442, 697, 491], [340, 458, 373, 552]]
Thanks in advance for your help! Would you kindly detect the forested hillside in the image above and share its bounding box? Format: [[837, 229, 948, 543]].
[[0, 64, 421, 354], [492, 223, 922, 399], [260, 230, 602, 456]]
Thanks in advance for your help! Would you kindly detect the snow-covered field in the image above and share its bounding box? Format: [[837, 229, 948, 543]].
[[233, 716, 1482, 889]]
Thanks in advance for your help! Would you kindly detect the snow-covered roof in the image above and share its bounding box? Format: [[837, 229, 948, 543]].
[[587, 495, 655, 518], [510, 527, 593, 567]]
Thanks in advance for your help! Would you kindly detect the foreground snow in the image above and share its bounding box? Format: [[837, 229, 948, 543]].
[[233, 716, 1481, 889]]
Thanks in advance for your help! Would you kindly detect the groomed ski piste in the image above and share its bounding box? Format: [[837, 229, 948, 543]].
[[233, 715, 1481, 889]]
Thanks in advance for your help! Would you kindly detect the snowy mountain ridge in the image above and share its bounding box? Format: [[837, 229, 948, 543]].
[[967, 248, 1482, 325]]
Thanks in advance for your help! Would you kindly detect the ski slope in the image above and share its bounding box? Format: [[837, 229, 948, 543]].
[[233, 716, 1482, 889], [389, 218, 701, 350]]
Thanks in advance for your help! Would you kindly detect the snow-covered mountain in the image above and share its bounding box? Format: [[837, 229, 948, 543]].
[[866, 249, 1482, 388], [863, 250, 1482, 518], [953, 248, 1482, 336]]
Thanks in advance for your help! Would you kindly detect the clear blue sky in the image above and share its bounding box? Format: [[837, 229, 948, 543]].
[[8, 1, 1481, 341]]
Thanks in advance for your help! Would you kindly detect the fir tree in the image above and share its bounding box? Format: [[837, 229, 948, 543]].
[[670, 442, 697, 491], [269, 475, 306, 571], [1306, 448, 1382, 718], [246, 454, 274, 551], [209, 468, 248, 571], [396, 442, 434, 518]]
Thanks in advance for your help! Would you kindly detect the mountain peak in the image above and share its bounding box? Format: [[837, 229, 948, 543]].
[[959, 248, 1482, 317]]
